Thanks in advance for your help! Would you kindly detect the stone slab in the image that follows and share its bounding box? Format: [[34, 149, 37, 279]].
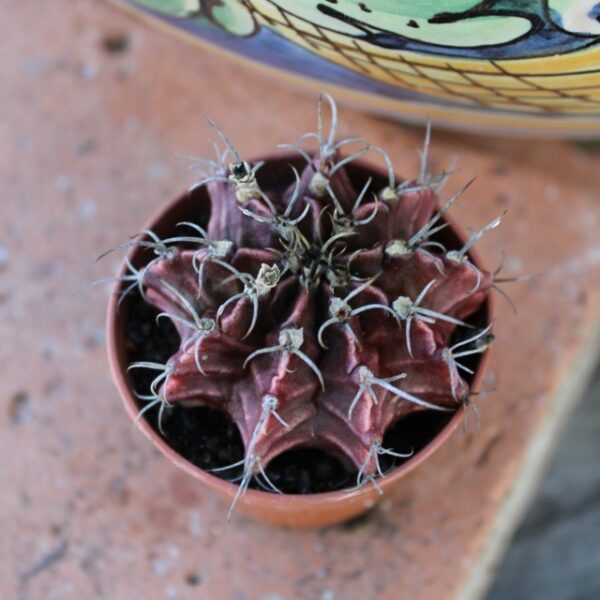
[[1, 1, 599, 599]]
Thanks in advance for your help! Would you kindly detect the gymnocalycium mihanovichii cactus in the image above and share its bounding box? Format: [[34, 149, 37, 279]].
[[104, 95, 501, 517]]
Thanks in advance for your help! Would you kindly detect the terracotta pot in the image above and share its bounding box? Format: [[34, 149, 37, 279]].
[[106, 156, 493, 528]]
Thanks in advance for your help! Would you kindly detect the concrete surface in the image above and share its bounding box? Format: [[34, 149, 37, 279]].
[[487, 366, 600, 600], [1, 1, 600, 599]]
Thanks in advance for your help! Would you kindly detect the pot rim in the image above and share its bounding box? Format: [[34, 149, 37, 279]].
[[106, 154, 494, 509]]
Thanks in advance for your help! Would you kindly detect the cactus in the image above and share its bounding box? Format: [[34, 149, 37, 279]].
[[110, 95, 499, 515]]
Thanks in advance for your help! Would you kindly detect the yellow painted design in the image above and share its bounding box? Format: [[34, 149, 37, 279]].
[[249, 1, 600, 117]]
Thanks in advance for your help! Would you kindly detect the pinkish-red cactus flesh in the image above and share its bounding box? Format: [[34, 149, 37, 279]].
[[113, 96, 499, 513]]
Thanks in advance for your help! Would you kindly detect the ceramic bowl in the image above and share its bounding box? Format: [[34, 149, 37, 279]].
[[110, 0, 600, 136]]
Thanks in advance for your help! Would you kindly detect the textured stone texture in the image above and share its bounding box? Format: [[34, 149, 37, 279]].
[[1, 1, 599, 599]]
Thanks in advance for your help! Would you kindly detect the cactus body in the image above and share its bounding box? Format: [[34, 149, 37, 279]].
[[119, 97, 497, 506]]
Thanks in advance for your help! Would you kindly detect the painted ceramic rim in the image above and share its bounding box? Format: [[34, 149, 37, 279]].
[[107, 0, 600, 138], [106, 155, 493, 514]]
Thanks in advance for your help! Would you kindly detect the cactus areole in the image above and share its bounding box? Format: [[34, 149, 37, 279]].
[[106, 96, 498, 520]]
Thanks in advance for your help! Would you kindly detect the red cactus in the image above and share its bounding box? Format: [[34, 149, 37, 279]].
[[114, 96, 498, 514]]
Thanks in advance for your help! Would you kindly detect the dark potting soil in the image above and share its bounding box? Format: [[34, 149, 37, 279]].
[[124, 293, 468, 495]]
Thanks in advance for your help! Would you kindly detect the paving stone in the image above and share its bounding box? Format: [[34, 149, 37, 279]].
[[1, 1, 599, 599]]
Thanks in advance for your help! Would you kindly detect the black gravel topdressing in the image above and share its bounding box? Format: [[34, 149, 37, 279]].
[[122, 293, 478, 495]]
